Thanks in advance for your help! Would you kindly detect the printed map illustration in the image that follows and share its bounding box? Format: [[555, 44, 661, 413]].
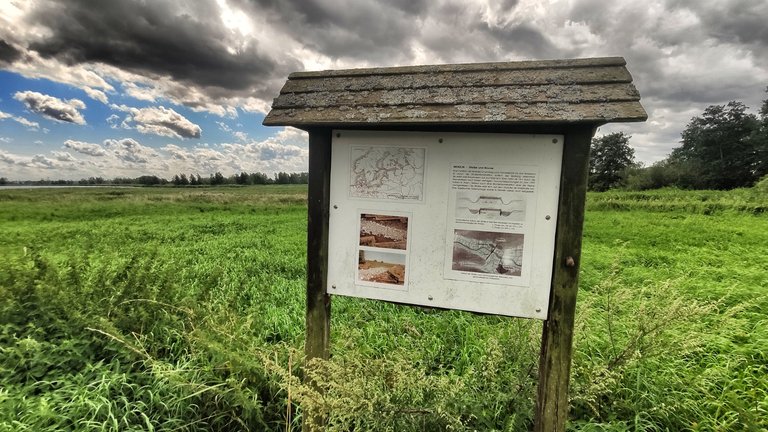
[[349, 146, 425, 201]]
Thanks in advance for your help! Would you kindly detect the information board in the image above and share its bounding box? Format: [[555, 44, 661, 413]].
[[327, 130, 563, 319]]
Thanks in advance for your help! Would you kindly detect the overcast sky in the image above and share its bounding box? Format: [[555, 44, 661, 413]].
[[1, 0, 766, 180]]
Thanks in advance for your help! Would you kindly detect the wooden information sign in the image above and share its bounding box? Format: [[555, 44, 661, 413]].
[[264, 57, 647, 431]]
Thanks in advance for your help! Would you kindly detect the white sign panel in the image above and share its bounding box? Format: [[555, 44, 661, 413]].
[[327, 130, 563, 319]]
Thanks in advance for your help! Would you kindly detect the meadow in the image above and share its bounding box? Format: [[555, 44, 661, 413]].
[[0, 185, 766, 431]]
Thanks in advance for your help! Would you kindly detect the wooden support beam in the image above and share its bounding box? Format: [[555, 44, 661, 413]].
[[534, 125, 595, 432], [303, 128, 332, 432], [305, 128, 332, 361]]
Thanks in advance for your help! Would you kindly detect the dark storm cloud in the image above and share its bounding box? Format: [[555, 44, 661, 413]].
[[23, 0, 294, 96], [13, 91, 86, 125], [670, 0, 768, 47], [0, 40, 21, 64], [238, 0, 426, 62], [562, 0, 768, 105], [481, 23, 560, 59]]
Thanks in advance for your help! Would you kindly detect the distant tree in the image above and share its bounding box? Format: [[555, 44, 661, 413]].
[[111, 177, 133, 185], [589, 132, 636, 191], [136, 175, 165, 186], [172, 174, 190, 186], [275, 172, 290, 184], [249, 172, 269, 184], [210, 172, 225, 185], [0, 177, 7, 185], [753, 88, 768, 180], [235, 172, 249, 185], [671, 101, 761, 189], [189, 174, 201, 185]]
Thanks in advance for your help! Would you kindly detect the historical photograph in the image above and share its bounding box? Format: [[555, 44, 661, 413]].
[[451, 230, 524, 276], [357, 250, 406, 286], [359, 213, 408, 250]]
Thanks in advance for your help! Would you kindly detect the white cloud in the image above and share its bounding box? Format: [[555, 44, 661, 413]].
[[0, 150, 19, 164], [217, 120, 249, 142], [233, 131, 248, 142], [106, 114, 121, 128], [13, 116, 40, 129], [51, 150, 77, 162], [0, 109, 40, 129], [83, 86, 108, 104], [216, 121, 233, 133], [28, 154, 58, 168], [157, 128, 309, 176], [64, 139, 107, 156], [13, 91, 86, 125], [104, 138, 159, 163], [112, 105, 202, 139]]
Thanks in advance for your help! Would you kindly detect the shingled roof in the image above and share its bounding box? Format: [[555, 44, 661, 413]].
[[263, 57, 647, 128]]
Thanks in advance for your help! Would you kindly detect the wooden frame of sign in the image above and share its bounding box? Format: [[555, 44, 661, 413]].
[[264, 57, 646, 432]]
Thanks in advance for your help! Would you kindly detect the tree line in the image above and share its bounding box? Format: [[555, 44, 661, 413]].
[[0, 171, 309, 187], [589, 88, 768, 191]]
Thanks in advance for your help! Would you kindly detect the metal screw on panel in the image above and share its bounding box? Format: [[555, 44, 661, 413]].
[[428, 295, 434, 301], [536, 308, 541, 313], [552, 138, 558, 143], [331, 285, 337, 289], [336, 132, 341, 138], [545, 215, 551, 220], [438, 138, 443, 143], [333, 205, 338, 209]]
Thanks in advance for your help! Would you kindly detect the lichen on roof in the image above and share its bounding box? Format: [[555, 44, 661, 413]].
[[263, 57, 647, 128]]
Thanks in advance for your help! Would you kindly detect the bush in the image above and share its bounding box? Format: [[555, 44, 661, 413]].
[[754, 174, 768, 194]]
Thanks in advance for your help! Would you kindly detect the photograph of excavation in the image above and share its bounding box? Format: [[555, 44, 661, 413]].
[[358, 250, 406, 286], [452, 230, 524, 276], [359, 213, 408, 250]]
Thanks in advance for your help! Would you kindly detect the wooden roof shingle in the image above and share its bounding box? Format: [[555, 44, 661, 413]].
[[263, 57, 647, 128]]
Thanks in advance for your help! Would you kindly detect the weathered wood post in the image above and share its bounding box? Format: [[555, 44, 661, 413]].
[[301, 128, 333, 431], [264, 57, 646, 432], [305, 128, 332, 362], [535, 125, 595, 431]]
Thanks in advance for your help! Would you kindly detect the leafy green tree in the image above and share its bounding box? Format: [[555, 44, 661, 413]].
[[753, 88, 768, 180], [210, 172, 225, 185], [135, 175, 165, 186], [235, 172, 249, 185], [671, 101, 760, 189], [589, 132, 636, 191], [275, 172, 290, 184], [249, 172, 270, 184], [172, 174, 190, 186]]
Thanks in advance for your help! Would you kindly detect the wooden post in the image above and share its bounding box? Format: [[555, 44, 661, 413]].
[[534, 126, 595, 432], [304, 128, 332, 431], [305, 128, 332, 361]]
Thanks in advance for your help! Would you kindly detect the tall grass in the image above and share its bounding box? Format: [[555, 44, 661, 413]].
[[1, 185, 766, 431]]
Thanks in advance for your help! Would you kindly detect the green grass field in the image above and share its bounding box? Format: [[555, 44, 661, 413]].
[[1, 185, 766, 431]]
